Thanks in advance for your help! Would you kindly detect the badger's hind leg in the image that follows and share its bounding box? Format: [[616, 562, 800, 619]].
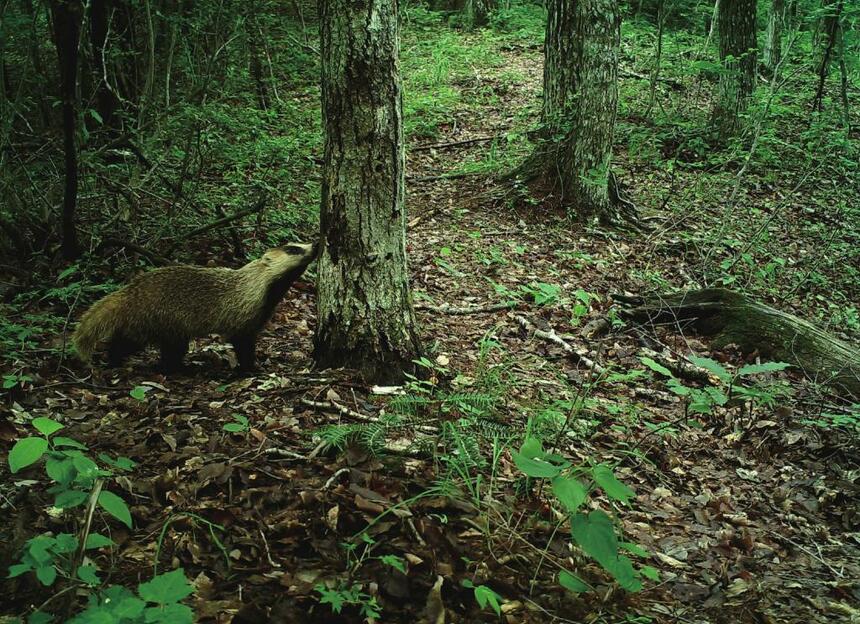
[[159, 339, 189, 373], [107, 335, 142, 367], [230, 334, 257, 372]]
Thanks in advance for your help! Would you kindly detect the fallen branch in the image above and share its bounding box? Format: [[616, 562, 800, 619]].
[[300, 398, 440, 435], [406, 171, 487, 183], [415, 302, 515, 315], [515, 315, 605, 374], [96, 238, 171, 265], [619, 288, 860, 398], [412, 135, 500, 152]]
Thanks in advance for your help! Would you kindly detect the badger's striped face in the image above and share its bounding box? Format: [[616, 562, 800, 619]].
[[259, 242, 318, 274]]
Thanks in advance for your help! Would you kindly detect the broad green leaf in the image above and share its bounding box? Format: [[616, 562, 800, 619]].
[[379, 555, 406, 574], [591, 464, 635, 503], [143, 603, 193, 624], [473, 585, 502, 615], [72, 454, 99, 479], [138, 569, 194, 604], [222, 423, 245, 433], [52, 437, 87, 450], [552, 476, 587, 514], [98, 491, 133, 528], [620, 542, 649, 558], [9, 437, 48, 473], [54, 489, 88, 509], [688, 355, 731, 382], [640, 565, 660, 581], [130, 386, 151, 401], [513, 453, 561, 479], [8, 563, 32, 578], [54, 533, 78, 554], [737, 362, 791, 376], [558, 570, 590, 593], [28, 612, 54, 624], [572, 510, 642, 592], [32, 417, 63, 437], [77, 564, 100, 585], [640, 357, 673, 378], [45, 456, 76, 486], [35, 565, 57, 586], [112, 596, 146, 620], [85, 533, 115, 549]]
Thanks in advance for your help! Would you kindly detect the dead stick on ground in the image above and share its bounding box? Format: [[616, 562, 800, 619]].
[[412, 135, 500, 152], [515, 315, 604, 374], [415, 302, 515, 315], [300, 398, 441, 435]]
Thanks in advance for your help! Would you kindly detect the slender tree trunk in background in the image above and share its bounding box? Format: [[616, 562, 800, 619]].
[[247, 7, 268, 109], [646, 0, 666, 116], [90, 0, 119, 131], [315, 0, 421, 383], [50, 0, 83, 260], [466, 0, 495, 27], [712, 0, 757, 138], [762, 0, 784, 75], [811, 0, 843, 114], [516, 0, 623, 222], [837, 22, 849, 130]]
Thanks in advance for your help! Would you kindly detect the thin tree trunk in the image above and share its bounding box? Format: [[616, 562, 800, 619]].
[[465, 0, 494, 27], [164, 0, 178, 106], [90, 0, 119, 131], [811, 0, 843, 114], [712, 0, 757, 138], [139, 0, 156, 124], [516, 0, 623, 222], [646, 0, 666, 116], [315, 0, 421, 383], [837, 22, 849, 130], [762, 0, 784, 75], [50, 0, 83, 260]]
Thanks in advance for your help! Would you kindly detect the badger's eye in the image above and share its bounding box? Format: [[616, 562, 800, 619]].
[[282, 244, 305, 255]]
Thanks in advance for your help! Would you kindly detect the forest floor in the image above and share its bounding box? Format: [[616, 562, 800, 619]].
[[2, 8, 860, 624]]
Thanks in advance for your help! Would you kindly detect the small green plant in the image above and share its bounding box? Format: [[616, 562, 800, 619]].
[[8, 417, 134, 525], [513, 437, 657, 593], [66, 568, 196, 624], [9, 532, 114, 587], [3, 371, 33, 390], [519, 281, 562, 306], [222, 413, 250, 433], [462, 579, 503, 616], [641, 355, 791, 419], [315, 582, 381, 619]]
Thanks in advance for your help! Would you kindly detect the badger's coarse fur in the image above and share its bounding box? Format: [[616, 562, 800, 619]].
[[73, 243, 318, 372]]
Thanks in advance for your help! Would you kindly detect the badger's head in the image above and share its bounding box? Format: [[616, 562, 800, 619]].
[[258, 242, 318, 283]]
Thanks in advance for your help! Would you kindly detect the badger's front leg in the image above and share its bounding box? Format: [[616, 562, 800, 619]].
[[107, 335, 142, 367], [159, 339, 189, 373], [230, 334, 257, 372]]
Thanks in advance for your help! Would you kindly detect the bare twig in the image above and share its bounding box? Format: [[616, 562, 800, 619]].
[[412, 135, 500, 152], [514, 315, 605, 374], [415, 302, 515, 315]]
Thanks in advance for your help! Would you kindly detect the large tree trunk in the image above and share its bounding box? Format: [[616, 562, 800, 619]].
[[712, 0, 757, 138], [762, 0, 784, 75], [315, 0, 421, 384], [465, 0, 495, 27], [620, 289, 860, 399], [515, 0, 623, 222], [50, 0, 83, 260]]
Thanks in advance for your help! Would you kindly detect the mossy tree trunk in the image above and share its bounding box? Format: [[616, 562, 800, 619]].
[[515, 0, 622, 222], [315, 0, 421, 384], [712, 0, 757, 138], [465, 0, 495, 27], [620, 289, 860, 399], [762, 0, 784, 75]]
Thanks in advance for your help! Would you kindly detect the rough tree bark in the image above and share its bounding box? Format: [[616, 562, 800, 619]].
[[465, 0, 495, 27], [762, 0, 784, 75], [712, 0, 757, 138], [50, 0, 83, 260], [515, 0, 624, 222], [315, 0, 421, 383], [620, 289, 860, 399]]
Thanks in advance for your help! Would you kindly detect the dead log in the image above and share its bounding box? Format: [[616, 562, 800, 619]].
[[618, 288, 860, 398]]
